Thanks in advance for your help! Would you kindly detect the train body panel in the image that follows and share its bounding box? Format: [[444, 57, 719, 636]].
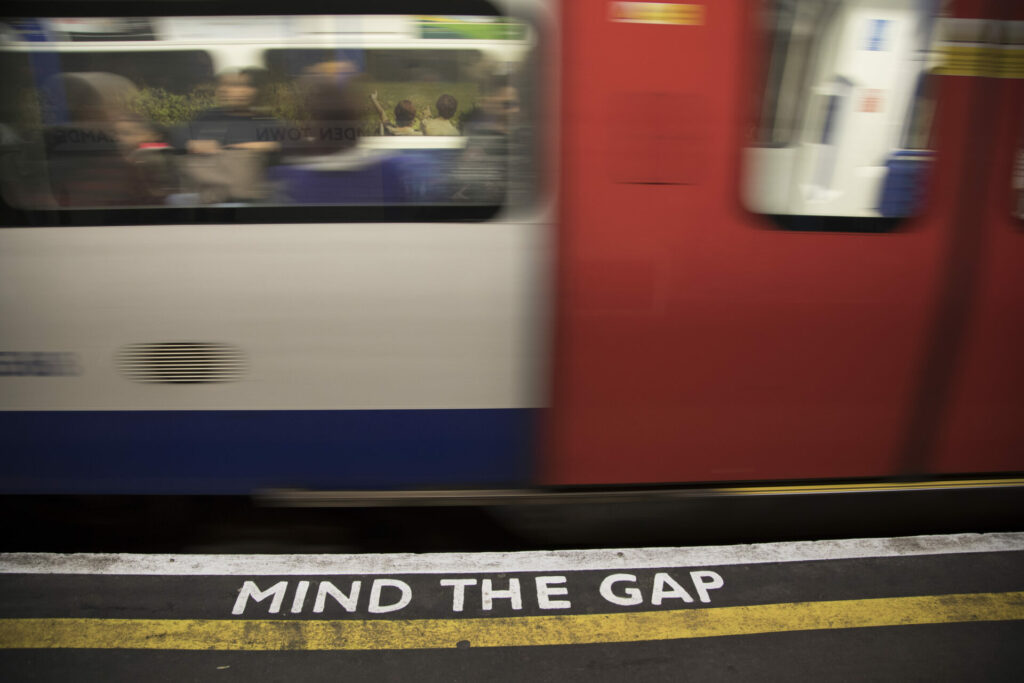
[[0, 219, 546, 493], [0, 221, 546, 411], [1, 0, 1021, 496], [1, 409, 535, 493]]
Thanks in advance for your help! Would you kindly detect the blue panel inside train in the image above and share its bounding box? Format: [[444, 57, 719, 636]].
[[878, 150, 933, 217]]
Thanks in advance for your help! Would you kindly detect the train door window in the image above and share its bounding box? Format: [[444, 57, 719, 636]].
[[0, 8, 539, 226], [743, 0, 942, 231]]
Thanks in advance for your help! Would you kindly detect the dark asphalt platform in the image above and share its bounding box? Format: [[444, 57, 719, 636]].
[[1, 533, 1022, 681]]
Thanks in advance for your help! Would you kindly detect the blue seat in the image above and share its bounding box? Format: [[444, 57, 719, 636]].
[[878, 149, 933, 217]]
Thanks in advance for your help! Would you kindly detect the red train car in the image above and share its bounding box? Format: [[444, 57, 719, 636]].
[[546, 0, 1024, 489], [0, 0, 1021, 499]]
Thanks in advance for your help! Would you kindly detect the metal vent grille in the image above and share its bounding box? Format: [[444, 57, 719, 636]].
[[117, 342, 245, 384]]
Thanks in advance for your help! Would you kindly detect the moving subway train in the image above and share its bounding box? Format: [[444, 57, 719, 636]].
[[1, 0, 1022, 498]]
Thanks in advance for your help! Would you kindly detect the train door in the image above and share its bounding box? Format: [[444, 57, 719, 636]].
[[547, 0, 1005, 485], [931, 5, 1024, 473]]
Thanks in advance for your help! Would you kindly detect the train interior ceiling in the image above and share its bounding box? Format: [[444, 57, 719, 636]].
[[0, 0, 1022, 502]]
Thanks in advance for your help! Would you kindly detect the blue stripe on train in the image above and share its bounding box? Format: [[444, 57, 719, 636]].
[[0, 409, 536, 494]]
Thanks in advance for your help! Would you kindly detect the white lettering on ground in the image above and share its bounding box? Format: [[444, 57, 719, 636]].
[[651, 572, 694, 605], [290, 580, 310, 613], [440, 578, 478, 612], [598, 571, 725, 606], [691, 570, 725, 603], [237, 579, 413, 615], [232, 580, 288, 615], [600, 574, 644, 606], [368, 579, 412, 614], [233, 571, 726, 615], [481, 578, 523, 610], [535, 575, 572, 609], [314, 580, 361, 613]]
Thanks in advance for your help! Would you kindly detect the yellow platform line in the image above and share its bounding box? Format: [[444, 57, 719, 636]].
[[1, 592, 1022, 651], [718, 478, 1024, 495]]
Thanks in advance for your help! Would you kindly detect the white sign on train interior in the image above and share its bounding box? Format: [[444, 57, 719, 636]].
[[232, 571, 725, 615]]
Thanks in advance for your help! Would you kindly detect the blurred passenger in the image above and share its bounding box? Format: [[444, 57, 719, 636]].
[[43, 72, 158, 207], [450, 75, 526, 203], [466, 76, 520, 137], [115, 114, 176, 202], [179, 68, 281, 204], [185, 68, 279, 154], [422, 94, 460, 136], [268, 76, 421, 204], [369, 92, 421, 136]]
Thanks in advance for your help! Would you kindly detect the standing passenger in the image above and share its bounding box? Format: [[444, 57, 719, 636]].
[[185, 69, 279, 154]]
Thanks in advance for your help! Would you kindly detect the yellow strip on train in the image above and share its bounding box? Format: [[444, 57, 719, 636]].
[[936, 45, 1024, 78]]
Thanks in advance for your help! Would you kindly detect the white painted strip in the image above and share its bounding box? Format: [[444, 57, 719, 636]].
[[0, 220, 548, 411], [1, 533, 1022, 576]]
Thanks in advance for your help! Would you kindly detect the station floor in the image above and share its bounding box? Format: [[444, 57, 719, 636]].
[[1, 533, 1022, 681]]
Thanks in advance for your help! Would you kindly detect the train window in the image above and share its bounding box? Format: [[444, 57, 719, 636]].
[[0, 11, 538, 225], [744, 0, 941, 231]]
